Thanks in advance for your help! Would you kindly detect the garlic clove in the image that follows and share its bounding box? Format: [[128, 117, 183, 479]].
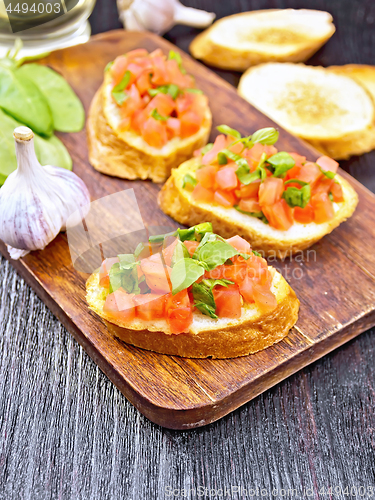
[[0, 126, 91, 260], [173, 4, 216, 28]]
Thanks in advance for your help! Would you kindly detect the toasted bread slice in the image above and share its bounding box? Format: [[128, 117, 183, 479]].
[[238, 63, 375, 159], [86, 266, 299, 359], [87, 79, 212, 183], [158, 157, 358, 258], [190, 9, 335, 71]]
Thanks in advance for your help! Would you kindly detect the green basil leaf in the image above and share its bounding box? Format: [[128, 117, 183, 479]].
[[197, 240, 239, 270], [110, 256, 141, 294], [284, 179, 308, 186], [319, 166, 336, 179], [105, 61, 114, 72], [168, 50, 186, 74], [234, 205, 269, 224], [192, 282, 216, 310], [134, 242, 146, 259], [167, 84, 180, 99], [251, 127, 279, 146], [176, 227, 196, 241], [118, 253, 136, 269], [108, 263, 124, 294], [202, 278, 234, 288], [216, 125, 242, 138], [194, 222, 213, 241], [112, 70, 131, 93], [182, 173, 197, 189], [171, 258, 205, 295], [282, 185, 311, 208], [185, 88, 203, 94], [201, 143, 213, 155], [217, 152, 228, 165], [112, 90, 128, 105], [194, 302, 218, 319], [267, 152, 295, 178], [148, 84, 179, 100], [148, 231, 175, 244], [171, 240, 190, 267], [236, 166, 260, 185], [252, 250, 262, 257], [151, 108, 168, 121], [329, 192, 334, 201]]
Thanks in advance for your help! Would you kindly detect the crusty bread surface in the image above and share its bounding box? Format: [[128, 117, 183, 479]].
[[86, 268, 299, 359], [158, 157, 358, 258], [238, 63, 375, 159], [190, 9, 335, 71], [87, 81, 212, 183]]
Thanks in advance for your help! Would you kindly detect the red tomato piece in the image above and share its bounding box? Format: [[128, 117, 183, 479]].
[[165, 59, 191, 88], [213, 284, 242, 319], [293, 204, 315, 224], [103, 289, 136, 321], [316, 156, 339, 174], [191, 184, 214, 203], [162, 238, 178, 267], [289, 152, 306, 167], [127, 62, 144, 80], [202, 134, 226, 165], [166, 117, 181, 139], [235, 180, 261, 199], [258, 177, 284, 206], [99, 257, 119, 288], [246, 254, 268, 282], [184, 240, 199, 256], [166, 290, 193, 334], [146, 93, 175, 117], [312, 177, 334, 196], [252, 284, 277, 312], [141, 117, 168, 148], [215, 166, 238, 191], [140, 253, 171, 293], [135, 70, 152, 95], [111, 56, 128, 87], [262, 199, 293, 230], [238, 198, 261, 213], [214, 190, 237, 207], [226, 235, 251, 254], [311, 193, 334, 223], [131, 108, 147, 135], [196, 165, 218, 189], [331, 182, 344, 203], [151, 55, 169, 85], [238, 274, 255, 303], [225, 255, 248, 283], [179, 110, 202, 138], [297, 162, 322, 185], [127, 48, 149, 59], [134, 293, 166, 321], [176, 92, 195, 114]]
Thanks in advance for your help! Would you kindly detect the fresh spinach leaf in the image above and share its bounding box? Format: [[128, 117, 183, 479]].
[[16, 63, 85, 133], [171, 258, 205, 295]]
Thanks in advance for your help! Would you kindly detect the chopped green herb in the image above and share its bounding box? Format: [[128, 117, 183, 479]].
[[171, 258, 205, 295], [185, 88, 203, 94], [109, 255, 140, 294], [112, 70, 131, 93], [329, 192, 334, 202], [319, 166, 336, 179], [105, 61, 114, 72], [217, 152, 228, 165], [267, 152, 295, 178], [182, 173, 197, 189], [151, 108, 168, 121], [148, 231, 175, 244], [251, 127, 279, 146], [196, 240, 239, 270], [201, 143, 213, 155], [284, 179, 308, 186], [282, 185, 311, 208], [148, 84, 179, 100], [252, 250, 262, 257], [216, 125, 242, 138], [134, 242, 146, 259], [171, 240, 190, 267], [176, 227, 195, 241], [112, 90, 128, 105], [192, 278, 235, 318], [194, 302, 217, 318], [194, 222, 213, 241], [234, 205, 269, 224], [168, 50, 186, 74]]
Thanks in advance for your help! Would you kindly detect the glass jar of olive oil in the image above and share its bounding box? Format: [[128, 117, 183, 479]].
[[0, 0, 96, 57]]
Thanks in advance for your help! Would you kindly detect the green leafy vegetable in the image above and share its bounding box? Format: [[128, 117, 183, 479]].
[[251, 127, 279, 146], [176, 227, 195, 241], [329, 192, 334, 201], [109, 254, 141, 294], [148, 84, 179, 100], [252, 250, 262, 257], [217, 152, 228, 165], [192, 278, 234, 318], [182, 173, 197, 189], [234, 205, 269, 224], [112, 70, 131, 93], [16, 63, 85, 133], [282, 185, 311, 208], [112, 91, 128, 105], [171, 240, 190, 267], [134, 242, 146, 259], [171, 258, 205, 295], [196, 240, 239, 270], [216, 125, 241, 138], [284, 179, 308, 186], [105, 61, 114, 72], [267, 152, 295, 178], [151, 108, 168, 121], [201, 143, 213, 155], [185, 88, 203, 94], [148, 230, 175, 244], [0, 65, 53, 136], [176, 223, 213, 242], [168, 50, 186, 74], [319, 166, 336, 179]]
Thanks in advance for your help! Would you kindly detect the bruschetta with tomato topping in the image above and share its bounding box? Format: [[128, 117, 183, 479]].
[[87, 48, 212, 183], [158, 126, 358, 257], [86, 224, 299, 358]]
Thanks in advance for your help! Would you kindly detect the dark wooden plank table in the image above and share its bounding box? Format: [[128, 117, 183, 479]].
[[1, 0, 375, 498]]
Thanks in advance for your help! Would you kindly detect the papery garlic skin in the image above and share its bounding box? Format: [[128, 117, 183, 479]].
[[117, 0, 215, 35], [0, 126, 90, 260]]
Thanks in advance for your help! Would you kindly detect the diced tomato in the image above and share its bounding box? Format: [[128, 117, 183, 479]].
[[216, 166, 238, 191], [262, 199, 293, 230], [131, 108, 147, 135], [235, 180, 261, 199], [166, 290, 193, 334], [297, 162, 322, 186], [285, 165, 301, 181], [294, 204, 315, 224], [311, 192, 334, 223], [146, 93, 175, 116], [179, 110, 202, 138], [141, 117, 168, 148], [99, 257, 119, 288], [252, 284, 277, 312], [214, 190, 237, 207], [127, 62, 144, 80], [238, 274, 255, 303], [184, 240, 199, 256], [165, 59, 192, 88], [258, 177, 284, 206], [140, 253, 171, 293], [238, 198, 261, 213], [202, 134, 226, 165], [189, 94, 208, 120], [151, 55, 169, 85], [134, 293, 166, 321], [191, 184, 214, 203], [213, 284, 242, 319], [225, 255, 248, 283], [119, 84, 142, 119], [135, 70, 152, 95], [166, 117, 181, 139], [111, 56, 128, 87], [162, 238, 178, 267], [226, 235, 251, 254], [245, 143, 277, 168], [316, 156, 339, 174], [176, 92, 195, 114], [196, 165, 218, 189], [246, 254, 269, 283], [289, 152, 306, 167], [312, 177, 334, 196], [127, 48, 149, 59], [330, 182, 344, 203], [103, 289, 136, 321]]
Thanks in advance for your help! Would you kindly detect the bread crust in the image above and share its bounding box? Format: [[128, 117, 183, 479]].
[[158, 157, 358, 258], [87, 86, 212, 183], [190, 10, 335, 71], [86, 270, 299, 359]]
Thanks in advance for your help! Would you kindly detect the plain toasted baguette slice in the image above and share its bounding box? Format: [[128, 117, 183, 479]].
[[190, 9, 335, 71], [238, 63, 375, 159], [87, 75, 212, 183], [158, 157, 358, 258], [86, 267, 299, 359]]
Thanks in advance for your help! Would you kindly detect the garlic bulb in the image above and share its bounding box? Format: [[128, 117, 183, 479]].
[[117, 0, 216, 35], [0, 126, 90, 260]]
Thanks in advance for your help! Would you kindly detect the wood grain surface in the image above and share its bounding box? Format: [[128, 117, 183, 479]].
[[1, 28, 375, 432], [1, 0, 375, 497]]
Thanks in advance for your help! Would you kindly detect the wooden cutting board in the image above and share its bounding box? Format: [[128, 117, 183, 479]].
[[2, 30, 375, 430]]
